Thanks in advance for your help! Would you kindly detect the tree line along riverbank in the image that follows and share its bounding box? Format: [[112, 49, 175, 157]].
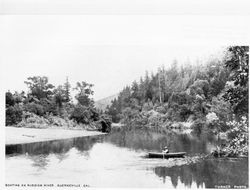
[[106, 46, 248, 157], [6, 77, 111, 133], [5, 46, 248, 157]]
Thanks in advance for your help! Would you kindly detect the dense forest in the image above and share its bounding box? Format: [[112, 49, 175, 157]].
[[5, 46, 248, 157], [106, 46, 248, 156], [6, 77, 111, 132]]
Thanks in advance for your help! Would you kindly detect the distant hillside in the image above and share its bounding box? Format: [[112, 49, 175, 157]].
[[95, 94, 118, 111]]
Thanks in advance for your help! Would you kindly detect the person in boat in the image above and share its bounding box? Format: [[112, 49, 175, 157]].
[[162, 146, 169, 154]]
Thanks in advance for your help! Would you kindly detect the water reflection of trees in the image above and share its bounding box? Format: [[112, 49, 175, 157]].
[[6, 136, 104, 170], [31, 155, 50, 171], [154, 158, 248, 188], [6, 136, 103, 156], [105, 130, 217, 155]]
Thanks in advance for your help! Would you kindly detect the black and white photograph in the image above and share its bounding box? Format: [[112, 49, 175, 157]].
[[0, 0, 249, 189]]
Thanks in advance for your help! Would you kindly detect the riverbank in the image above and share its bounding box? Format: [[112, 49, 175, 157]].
[[6, 127, 105, 145]]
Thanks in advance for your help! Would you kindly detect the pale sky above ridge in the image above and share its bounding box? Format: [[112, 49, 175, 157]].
[[0, 15, 248, 100]]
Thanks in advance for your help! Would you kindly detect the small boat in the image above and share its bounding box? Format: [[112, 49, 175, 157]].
[[148, 152, 186, 158]]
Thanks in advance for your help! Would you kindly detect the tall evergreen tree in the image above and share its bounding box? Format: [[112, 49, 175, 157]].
[[64, 76, 71, 102]]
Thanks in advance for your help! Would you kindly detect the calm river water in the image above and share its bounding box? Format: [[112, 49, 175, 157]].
[[5, 129, 248, 188]]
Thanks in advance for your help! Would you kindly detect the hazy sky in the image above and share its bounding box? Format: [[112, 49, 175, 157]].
[[0, 15, 249, 100], [1, 0, 250, 15]]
